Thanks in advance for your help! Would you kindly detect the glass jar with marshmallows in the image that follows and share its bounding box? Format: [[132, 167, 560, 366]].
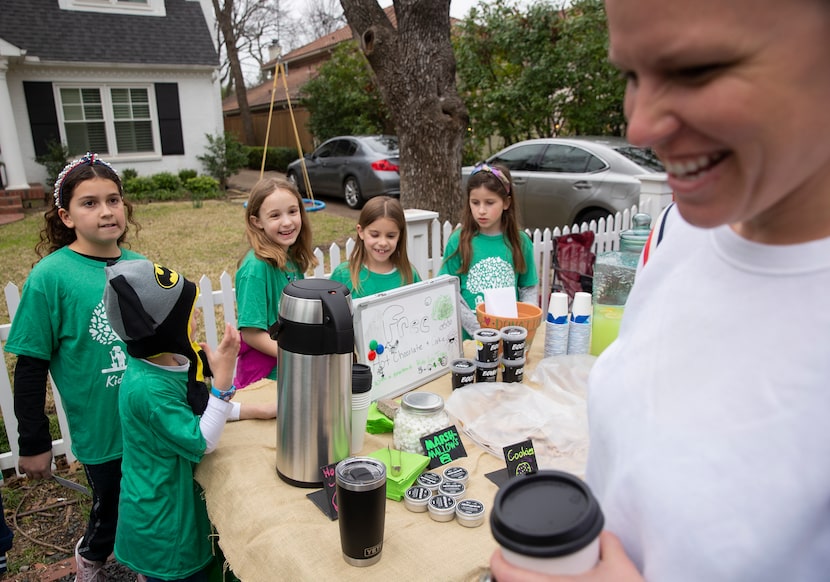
[[393, 392, 450, 455]]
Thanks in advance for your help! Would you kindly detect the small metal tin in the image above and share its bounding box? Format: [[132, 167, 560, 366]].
[[438, 480, 466, 500], [416, 471, 443, 492], [442, 465, 469, 484], [403, 485, 432, 513], [455, 499, 486, 528], [427, 494, 457, 522]]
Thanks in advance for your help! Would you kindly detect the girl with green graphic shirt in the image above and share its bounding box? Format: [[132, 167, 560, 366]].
[[234, 177, 317, 388], [330, 196, 421, 299], [439, 163, 538, 339], [4, 154, 144, 577]]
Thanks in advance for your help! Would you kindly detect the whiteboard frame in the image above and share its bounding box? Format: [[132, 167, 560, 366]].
[[352, 275, 463, 402]]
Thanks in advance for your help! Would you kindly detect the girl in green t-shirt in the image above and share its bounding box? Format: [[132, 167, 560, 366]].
[[5, 153, 143, 577], [438, 163, 539, 338], [330, 196, 421, 299], [234, 177, 318, 388]]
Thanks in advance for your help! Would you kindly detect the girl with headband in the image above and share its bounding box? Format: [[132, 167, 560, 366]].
[[5, 153, 144, 579], [439, 163, 538, 339]]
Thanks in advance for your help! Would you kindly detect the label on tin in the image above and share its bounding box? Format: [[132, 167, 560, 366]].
[[406, 486, 432, 501], [457, 499, 484, 516], [443, 466, 469, 482], [429, 494, 456, 510], [417, 472, 442, 488], [439, 480, 465, 496]]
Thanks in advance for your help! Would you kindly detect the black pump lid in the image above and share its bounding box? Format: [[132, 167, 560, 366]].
[[273, 279, 354, 355]]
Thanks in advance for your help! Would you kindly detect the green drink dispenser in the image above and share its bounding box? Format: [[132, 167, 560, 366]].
[[591, 213, 652, 355]]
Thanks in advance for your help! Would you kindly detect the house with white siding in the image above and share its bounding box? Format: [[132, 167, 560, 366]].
[[0, 0, 223, 217]]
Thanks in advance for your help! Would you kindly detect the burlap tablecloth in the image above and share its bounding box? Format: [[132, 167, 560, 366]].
[[195, 326, 585, 581]]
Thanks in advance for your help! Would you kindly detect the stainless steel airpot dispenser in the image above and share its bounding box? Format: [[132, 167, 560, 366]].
[[270, 279, 354, 487]]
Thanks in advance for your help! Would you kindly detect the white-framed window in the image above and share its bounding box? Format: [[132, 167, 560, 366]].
[[58, 0, 166, 17], [56, 84, 160, 158]]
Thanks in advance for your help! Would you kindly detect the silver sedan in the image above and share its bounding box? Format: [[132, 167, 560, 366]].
[[461, 137, 664, 230], [287, 135, 400, 209]]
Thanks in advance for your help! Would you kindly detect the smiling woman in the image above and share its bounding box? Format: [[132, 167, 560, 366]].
[[489, 0, 830, 580]]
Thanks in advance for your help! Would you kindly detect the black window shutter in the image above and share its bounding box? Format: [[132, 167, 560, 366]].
[[23, 82, 60, 158], [155, 83, 184, 155]]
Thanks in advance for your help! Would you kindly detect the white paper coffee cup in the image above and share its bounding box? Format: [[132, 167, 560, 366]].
[[490, 470, 604, 575]]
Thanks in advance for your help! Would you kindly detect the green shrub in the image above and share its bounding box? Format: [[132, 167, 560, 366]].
[[123, 176, 155, 201], [197, 132, 248, 190], [246, 146, 300, 173], [35, 140, 71, 190], [151, 172, 182, 191], [121, 168, 138, 181], [186, 176, 220, 207], [178, 168, 198, 182]]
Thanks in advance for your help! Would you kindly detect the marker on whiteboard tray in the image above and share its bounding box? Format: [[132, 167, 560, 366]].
[[567, 292, 592, 355], [544, 292, 570, 357]]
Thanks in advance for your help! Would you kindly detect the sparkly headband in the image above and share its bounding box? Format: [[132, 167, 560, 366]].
[[53, 152, 116, 209], [470, 163, 511, 195]]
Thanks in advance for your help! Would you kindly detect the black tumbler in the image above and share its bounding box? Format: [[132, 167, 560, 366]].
[[335, 457, 387, 566]]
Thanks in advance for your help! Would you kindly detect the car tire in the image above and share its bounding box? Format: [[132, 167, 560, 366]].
[[574, 208, 612, 227], [286, 170, 304, 194], [343, 176, 364, 209]]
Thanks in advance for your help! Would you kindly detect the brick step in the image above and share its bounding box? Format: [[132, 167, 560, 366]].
[[0, 204, 24, 215], [0, 195, 23, 207], [1, 183, 46, 212]]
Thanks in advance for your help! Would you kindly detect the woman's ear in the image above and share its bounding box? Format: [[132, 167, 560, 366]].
[[356, 224, 365, 240], [504, 195, 512, 211], [249, 214, 262, 230]]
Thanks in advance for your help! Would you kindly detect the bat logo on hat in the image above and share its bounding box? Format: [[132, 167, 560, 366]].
[[154, 264, 180, 289]]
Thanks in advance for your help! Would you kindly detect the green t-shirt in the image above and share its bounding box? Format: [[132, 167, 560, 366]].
[[234, 250, 303, 381], [329, 262, 421, 299], [438, 229, 538, 311], [114, 357, 212, 579], [5, 247, 144, 464]]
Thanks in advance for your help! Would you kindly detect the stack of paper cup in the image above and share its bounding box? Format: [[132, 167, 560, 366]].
[[567, 292, 592, 355], [544, 292, 570, 357], [350, 364, 373, 454]]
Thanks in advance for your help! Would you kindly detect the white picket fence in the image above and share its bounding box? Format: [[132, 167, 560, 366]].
[[0, 205, 650, 478]]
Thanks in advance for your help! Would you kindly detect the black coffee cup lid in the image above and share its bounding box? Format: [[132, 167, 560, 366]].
[[490, 470, 604, 558]]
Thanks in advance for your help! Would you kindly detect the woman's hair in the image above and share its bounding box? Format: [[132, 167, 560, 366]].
[[242, 177, 317, 272], [348, 196, 413, 293], [451, 163, 527, 274], [36, 156, 139, 259]]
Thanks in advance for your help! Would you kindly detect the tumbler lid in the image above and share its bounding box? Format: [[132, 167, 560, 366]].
[[335, 457, 386, 492], [490, 470, 604, 558]]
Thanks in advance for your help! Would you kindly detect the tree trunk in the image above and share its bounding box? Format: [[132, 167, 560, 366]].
[[213, 0, 257, 145], [339, 0, 468, 224]]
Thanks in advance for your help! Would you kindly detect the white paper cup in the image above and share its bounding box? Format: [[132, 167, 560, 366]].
[[490, 471, 604, 575], [350, 393, 372, 454]]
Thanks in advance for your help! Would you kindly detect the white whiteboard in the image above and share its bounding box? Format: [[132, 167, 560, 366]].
[[352, 275, 463, 402]]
